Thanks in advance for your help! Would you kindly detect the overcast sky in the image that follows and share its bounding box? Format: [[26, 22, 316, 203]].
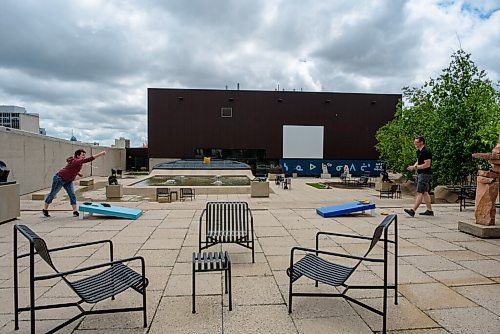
[[0, 0, 498, 147]]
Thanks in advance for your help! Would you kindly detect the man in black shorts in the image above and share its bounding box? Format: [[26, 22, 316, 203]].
[[404, 136, 434, 217]]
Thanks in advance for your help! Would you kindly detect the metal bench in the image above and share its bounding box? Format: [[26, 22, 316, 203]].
[[192, 251, 232, 313], [13, 224, 148, 334], [199, 201, 255, 263]]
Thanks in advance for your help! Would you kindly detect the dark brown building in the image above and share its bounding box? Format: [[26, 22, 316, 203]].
[[148, 88, 400, 173]]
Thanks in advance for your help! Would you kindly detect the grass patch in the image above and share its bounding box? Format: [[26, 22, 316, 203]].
[[307, 183, 328, 189]]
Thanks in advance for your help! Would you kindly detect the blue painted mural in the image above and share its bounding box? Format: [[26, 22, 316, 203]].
[[279, 159, 383, 177]]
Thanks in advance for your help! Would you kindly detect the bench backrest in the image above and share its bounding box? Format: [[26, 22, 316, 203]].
[[202, 201, 253, 237]]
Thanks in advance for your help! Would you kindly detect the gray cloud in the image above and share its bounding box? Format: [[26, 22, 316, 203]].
[[0, 0, 498, 146]]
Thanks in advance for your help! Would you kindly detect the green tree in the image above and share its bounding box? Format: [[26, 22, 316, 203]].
[[376, 49, 499, 186]]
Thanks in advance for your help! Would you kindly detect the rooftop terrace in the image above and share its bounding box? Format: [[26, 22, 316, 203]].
[[1, 176, 499, 333]]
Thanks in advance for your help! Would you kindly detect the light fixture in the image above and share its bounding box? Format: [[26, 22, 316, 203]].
[[325, 99, 331, 104], [278, 98, 283, 103], [371, 100, 376, 104], [178, 96, 184, 101], [228, 97, 234, 102]]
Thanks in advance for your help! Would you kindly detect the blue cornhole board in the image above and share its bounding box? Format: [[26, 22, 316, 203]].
[[316, 201, 376, 218], [79, 202, 143, 220]]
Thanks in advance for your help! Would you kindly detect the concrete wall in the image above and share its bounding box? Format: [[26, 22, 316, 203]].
[[0, 127, 125, 195]]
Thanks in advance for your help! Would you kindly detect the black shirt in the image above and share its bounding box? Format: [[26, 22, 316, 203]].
[[416, 147, 432, 174]]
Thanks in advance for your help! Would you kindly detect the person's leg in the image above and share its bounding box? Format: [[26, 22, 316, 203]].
[[422, 192, 433, 211], [62, 181, 78, 215], [413, 192, 423, 211], [44, 175, 64, 215]]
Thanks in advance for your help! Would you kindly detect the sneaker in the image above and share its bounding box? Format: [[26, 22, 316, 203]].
[[419, 210, 434, 216], [42, 209, 50, 217], [73, 211, 79, 217], [404, 208, 415, 217]]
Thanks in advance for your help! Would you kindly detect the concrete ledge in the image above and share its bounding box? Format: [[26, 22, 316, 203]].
[[320, 173, 331, 179], [458, 219, 500, 238], [79, 179, 94, 186], [32, 193, 46, 200]]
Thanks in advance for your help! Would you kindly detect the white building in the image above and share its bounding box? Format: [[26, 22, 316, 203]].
[[0, 106, 40, 134], [113, 137, 130, 148]]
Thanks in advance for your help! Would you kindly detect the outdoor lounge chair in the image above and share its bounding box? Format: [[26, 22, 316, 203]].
[[287, 214, 398, 334], [13, 224, 148, 334], [380, 184, 401, 199], [199, 201, 255, 263]]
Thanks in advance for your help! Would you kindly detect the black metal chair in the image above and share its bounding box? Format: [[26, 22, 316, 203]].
[[180, 187, 195, 201], [199, 201, 255, 263], [458, 185, 476, 211], [156, 187, 173, 202], [13, 224, 148, 334], [287, 214, 398, 334], [380, 184, 400, 199]]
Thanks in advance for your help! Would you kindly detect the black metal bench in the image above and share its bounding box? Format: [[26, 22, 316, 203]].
[[13, 224, 148, 334], [199, 201, 255, 263], [192, 251, 232, 313]]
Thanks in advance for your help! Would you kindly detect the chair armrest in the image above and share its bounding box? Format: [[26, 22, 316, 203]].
[[290, 246, 384, 263], [17, 239, 113, 260], [36, 256, 146, 281]]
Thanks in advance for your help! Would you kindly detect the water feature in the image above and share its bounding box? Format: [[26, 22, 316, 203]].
[[132, 175, 251, 187]]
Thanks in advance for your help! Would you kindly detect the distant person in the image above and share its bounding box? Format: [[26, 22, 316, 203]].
[[43, 149, 106, 217], [404, 136, 433, 217]]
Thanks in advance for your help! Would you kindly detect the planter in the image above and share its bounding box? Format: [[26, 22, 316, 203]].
[[0, 182, 20, 223], [106, 184, 123, 199], [268, 173, 284, 181], [292, 173, 298, 178], [251, 181, 270, 197]]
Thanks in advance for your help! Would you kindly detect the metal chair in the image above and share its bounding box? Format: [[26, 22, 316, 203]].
[[287, 214, 398, 334], [13, 224, 148, 334]]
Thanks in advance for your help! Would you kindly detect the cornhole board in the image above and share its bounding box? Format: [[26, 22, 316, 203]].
[[316, 201, 376, 218], [78, 202, 142, 220]]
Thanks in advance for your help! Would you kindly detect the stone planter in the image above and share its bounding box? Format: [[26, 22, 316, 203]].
[[251, 181, 270, 197], [106, 184, 123, 199], [292, 173, 298, 178], [0, 182, 20, 223]]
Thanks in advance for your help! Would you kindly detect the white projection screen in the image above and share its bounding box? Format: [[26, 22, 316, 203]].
[[282, 125, 324, 159]]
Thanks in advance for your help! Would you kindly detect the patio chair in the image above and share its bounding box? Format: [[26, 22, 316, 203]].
[[380, 184, 401, 199], [13, 224, 148, 334], [156, 187, 173, 202], [287, 214, 398, 334], [180, 187, 195, 201]]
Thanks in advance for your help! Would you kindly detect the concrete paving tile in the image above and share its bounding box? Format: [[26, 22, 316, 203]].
[[159, 218, 191, 229], [371, 264, 435, 284], [2, 319, 80, 334], [223, 304, 296, 334], [231, 262, 272, 277], [458, 259, 500, 277], [434, 249, 488, 261], [115, 226, 156, 237], [171, 261, 192, 275], [399, 282, 476, 310], [141, 238, 183, 250], [142, 266, 171, 291], [164, 273, 221, 296], [149, 227, 187, 239], [426, 306, 500, 334], [255, 226, 291, 237], [149, 296, 221, 334], [112, 235, 150, 244], [427, 269, 493, 286], [294, 315, 373, 334], [453, 284, 500, 315], [454, 240, 500, 256], [356, 297, 438, 332], [407, 238, 464, 252], [432, 231, 479, 242], [230, 276, 284, 306], [0, 286, 51, 313], [403, 255, 463, 271], [136, 249, 179, 267]]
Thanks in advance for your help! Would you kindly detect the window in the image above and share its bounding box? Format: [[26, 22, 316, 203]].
[[221, 107, 232, 118]]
